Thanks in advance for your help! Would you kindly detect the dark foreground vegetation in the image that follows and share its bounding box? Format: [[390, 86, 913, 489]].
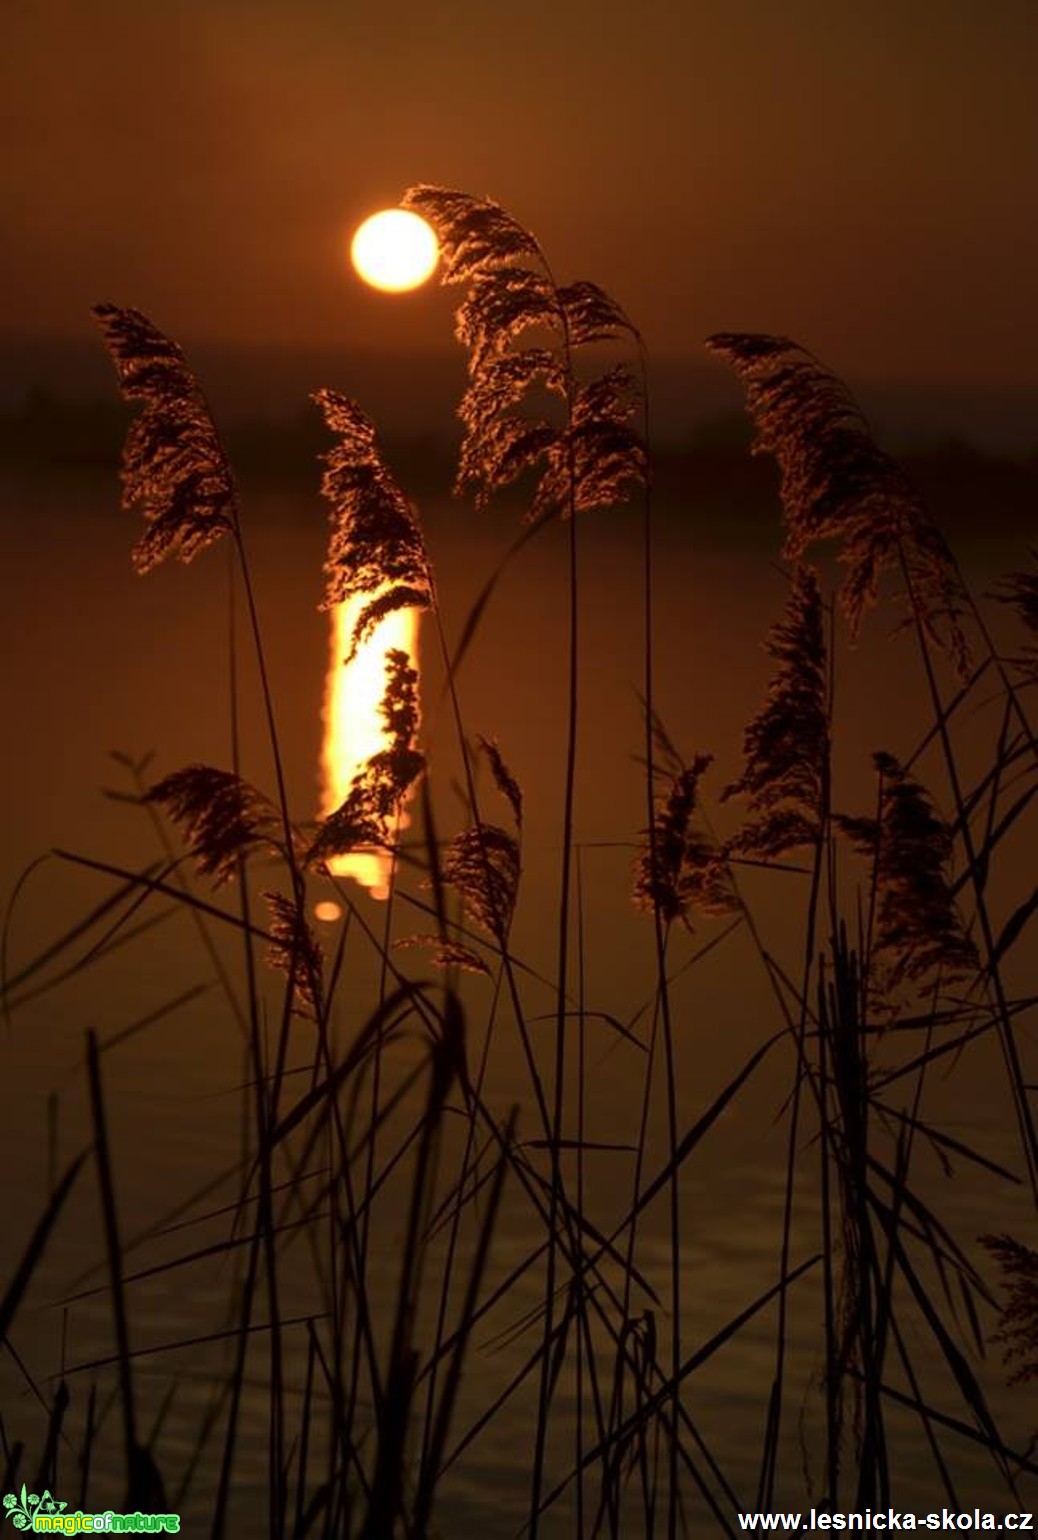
[[3, 188, 1038, 1537]]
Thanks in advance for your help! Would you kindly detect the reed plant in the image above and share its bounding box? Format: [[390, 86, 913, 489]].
[[3, 188, 1038, 1537]]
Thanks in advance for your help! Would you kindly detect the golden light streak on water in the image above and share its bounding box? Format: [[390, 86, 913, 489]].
[[319, 595, 419, 903]]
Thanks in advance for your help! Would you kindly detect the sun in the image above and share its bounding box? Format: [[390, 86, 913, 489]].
[[350, 209, 439, 293]]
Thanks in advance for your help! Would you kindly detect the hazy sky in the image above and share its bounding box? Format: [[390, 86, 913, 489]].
[[2, 0, 1035, 390]]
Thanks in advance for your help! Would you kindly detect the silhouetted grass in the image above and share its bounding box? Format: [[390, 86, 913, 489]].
[[3, 188, 1038, 1536]]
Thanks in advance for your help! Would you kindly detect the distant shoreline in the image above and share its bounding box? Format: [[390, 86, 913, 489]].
[[1, 395, 1035, 544]]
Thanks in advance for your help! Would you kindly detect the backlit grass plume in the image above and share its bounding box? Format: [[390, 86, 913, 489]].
[[393, 933, 492, 977], [92, 304, 235, 572], [400, 188, 542, 283], [634, 751, 736, 927], [403, 185, 646, 518], [980, 1233, 1038, 1387], [314, 387, 433, 660], [264, 890, 324, 1017], [145, 765, 287, 886], [308, 648, 424, 866], [531, 365, 646, 521], [841, 751, 978, 989], [396, 738, 524, 968], [442, 824, 521, 940], [706, 333, 971, 676], [475, 733, 523, 830], [724, 565, 829, 859], [441, 740, 523, 942]]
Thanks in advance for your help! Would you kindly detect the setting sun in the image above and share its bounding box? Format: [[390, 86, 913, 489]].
[[350, 209, 439, 293]]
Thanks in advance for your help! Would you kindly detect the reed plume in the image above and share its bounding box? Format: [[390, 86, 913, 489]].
[[393, 933, 492, 976], [455, 348, 561, 509], [980, 1233, 1038, 1387], [531, 366, 646, 521], [475, 734, 523, 830], [633, 750, 735, 926], [724, 565, 829, 859], [396, 737, 523, 971], [314, 387, 433, 660], [263, 891, 324, 1016], [556, 280, 641, 347], [840, 751, 978, 989], [705, 333, 971, 676], [456, 269, 561, 378], [442, 825, 521, 940], [92, 305, 235, 572], [402, 185, 645, 520], [401, 188, 542, 283], [144, 765, 287, 886], [308, 649, 424, 865]]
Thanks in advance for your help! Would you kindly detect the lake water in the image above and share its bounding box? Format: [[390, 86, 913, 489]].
[[2, 470, 1036, 1533]]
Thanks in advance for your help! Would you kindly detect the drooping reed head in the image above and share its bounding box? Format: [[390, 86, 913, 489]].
[[401, 185, 647, 520], [314, 386, 433, 660], [634, 749, 736, 927], [92, 304, 236, 572], [308, 648, 425, 869], [840, 751, 978, 990], [144, 765, 287, 886], [980, 1233, 1038, 1389], [707, 332, 972, 677], [723, 565, 829, 860]]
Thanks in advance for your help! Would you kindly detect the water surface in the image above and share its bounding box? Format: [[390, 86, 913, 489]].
[[2, 474, 1035, 1532]]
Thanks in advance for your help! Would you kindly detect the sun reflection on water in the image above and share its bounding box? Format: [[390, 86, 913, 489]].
[[319, 595, 420, 902]]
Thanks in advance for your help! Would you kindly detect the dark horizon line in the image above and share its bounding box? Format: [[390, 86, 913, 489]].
[[3, 399, 1037, 539], [2, 331, 1038, 460], [3, 326, 1038, 390]]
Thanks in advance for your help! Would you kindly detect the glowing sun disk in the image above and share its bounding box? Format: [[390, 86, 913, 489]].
[[350, 209, 439, 293]]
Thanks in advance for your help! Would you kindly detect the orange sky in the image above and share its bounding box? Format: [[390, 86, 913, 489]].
[[2, 0, 1036, 390]]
